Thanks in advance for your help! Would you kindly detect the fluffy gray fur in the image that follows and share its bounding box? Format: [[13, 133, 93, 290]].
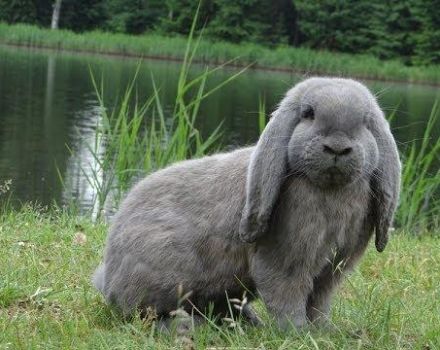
[[93, 77, 401, 329]]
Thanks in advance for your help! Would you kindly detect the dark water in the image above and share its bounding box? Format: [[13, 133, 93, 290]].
[[0, 45, 439, 211]]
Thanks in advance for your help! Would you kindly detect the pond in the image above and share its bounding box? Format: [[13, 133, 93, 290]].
[[0, 45, 439, 212]]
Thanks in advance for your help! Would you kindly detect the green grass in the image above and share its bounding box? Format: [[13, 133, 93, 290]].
[[0, 206, 438, 349], [1, 22, 440, 85]]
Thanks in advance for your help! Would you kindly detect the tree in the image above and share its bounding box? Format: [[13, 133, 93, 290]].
[[192, 0, 295, 45], [0, 0, 37, 24], [51, 0, 62, 29], [413, 0, 440, 65], [103, 0, 165, 34], [34, 0, 55, 27], [57, 0, 107, 32], [378, 0, 421, 63], [155, 0, 210, 35], [294, 0, 383, 53]]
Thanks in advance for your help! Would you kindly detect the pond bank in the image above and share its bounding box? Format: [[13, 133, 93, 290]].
[[1, 23, 440, 86]]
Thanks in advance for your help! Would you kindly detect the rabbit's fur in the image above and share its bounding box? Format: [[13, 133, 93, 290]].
[[93, 77, 401, 329]]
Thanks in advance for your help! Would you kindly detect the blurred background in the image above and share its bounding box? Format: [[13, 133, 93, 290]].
[[1, 0, 439, 64]]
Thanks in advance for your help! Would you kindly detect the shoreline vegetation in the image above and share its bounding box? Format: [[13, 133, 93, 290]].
[[1, 23, 440, 86]]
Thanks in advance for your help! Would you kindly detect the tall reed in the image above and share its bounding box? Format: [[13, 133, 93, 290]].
[[396, 101, 440, 232], [79, 8, 248, 218]]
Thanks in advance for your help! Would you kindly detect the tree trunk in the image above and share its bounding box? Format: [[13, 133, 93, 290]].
[[51, 0, 62, 30]]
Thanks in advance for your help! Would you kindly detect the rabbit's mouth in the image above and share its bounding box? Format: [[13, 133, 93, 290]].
[[307, 165, 359, 188], [322, 167, 350, 186]]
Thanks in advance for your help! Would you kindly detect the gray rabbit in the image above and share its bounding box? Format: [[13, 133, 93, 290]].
[[93, 77, 401, 330]]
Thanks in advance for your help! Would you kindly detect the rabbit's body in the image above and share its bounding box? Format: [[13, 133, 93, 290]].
[[96, 148, 254, 317], [96, 148, 371, 327], [94, 77, 401, 330]]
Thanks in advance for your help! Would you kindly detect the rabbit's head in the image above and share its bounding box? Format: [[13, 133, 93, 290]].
[[240, 78, 401, 252], [287, 81, 379, 188]]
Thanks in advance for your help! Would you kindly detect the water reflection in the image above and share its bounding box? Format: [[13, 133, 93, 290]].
[[62, 103, 105, 217], [44, 55, 56, 122]]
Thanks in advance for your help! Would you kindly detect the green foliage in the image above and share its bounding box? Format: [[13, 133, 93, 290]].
[[102, 0, 162, 34], [379, 1, 419, 63], [154, 0, 204, 35], [59, 0, 107, 32], [156, 0, 295, 45], [0, 0, 37, 24], [204, 0, 266, 43], [295, 0, 376, 52], [294, 0, 440, 65], [1, 0, 439, 65], [413, 0, 440, 65], [294, 0, 424, 63]]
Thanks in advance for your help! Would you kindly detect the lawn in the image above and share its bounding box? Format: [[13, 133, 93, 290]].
[[0, 207, 438, 349]]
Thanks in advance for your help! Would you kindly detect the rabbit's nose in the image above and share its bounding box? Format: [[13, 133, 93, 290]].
[[323, 144, 353, 156]]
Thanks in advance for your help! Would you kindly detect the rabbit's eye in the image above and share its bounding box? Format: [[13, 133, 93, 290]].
[[301, 106, 315, 120]]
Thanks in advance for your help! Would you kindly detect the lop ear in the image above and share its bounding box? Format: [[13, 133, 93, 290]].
[[239, 106, 300, 243], [368, 110, 401, 252]]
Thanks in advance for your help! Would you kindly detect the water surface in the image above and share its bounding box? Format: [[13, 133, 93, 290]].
[[0, 45, 439, 211]]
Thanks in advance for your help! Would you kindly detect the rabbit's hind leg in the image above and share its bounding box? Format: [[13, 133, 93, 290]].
[[104, 255, 176, 319]]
